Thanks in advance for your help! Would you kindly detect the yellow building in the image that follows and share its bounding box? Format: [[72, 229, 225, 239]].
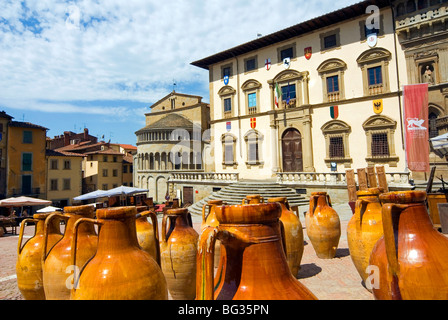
[[7, 121, 48, 199], [46, 149, 85, 207], [84, 148, 124, 192], [191, 0, 421, 192]]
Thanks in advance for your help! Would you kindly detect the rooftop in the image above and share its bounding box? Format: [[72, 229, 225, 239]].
[[191, 0, 390, 69]]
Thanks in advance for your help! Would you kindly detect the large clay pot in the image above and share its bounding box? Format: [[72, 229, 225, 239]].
[[306, 192, 341, 259], [161, 208, 198, 300], [370, 191, 448, 300], [42, 205, 98, 300], [70, 206, 167, 300], [347, 188, 383, 288], [196, 202, 317, 300], [16, 213, 63, 300], [135, 206, 160, 265], [267, 197, 304, 277], [242, 194, 264, 204]]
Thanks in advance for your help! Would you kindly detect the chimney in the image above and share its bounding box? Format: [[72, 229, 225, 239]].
[[84, 128, 89, 141], [64, 131, 70, 146]]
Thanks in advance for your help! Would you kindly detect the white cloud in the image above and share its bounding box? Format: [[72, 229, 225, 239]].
[[0, 0, 359, 115]]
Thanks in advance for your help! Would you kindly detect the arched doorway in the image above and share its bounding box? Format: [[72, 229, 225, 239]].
[[282, 128, 303, 172]]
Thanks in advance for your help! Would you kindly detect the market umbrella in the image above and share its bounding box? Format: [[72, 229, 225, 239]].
[[104, 185, 149, 197], [36, 206, 62, 213], [430, 133, 448, 158], [73, 189, 109, 201], [0, 196, 52, 207]]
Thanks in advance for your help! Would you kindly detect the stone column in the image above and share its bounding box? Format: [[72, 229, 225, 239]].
[[302, 116, 315, 172]]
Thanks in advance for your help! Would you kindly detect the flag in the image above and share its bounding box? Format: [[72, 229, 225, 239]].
[[404, 84, 429, 172], [286, 82, 290, 104], [274, 83, 281, 108]]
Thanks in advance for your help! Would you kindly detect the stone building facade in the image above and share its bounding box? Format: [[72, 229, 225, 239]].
[[134, 91, 210, 203]]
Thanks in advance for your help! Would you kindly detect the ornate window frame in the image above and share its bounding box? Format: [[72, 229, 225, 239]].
[[218, 86, 236, 119], [362, 115, 399, 167], [243, 129, 264, 168], [321, 120, 352, 168], [317, 58, 347, 103], [357, 48, 392, 96], [241, 79, 262, 115], [221, 133, 238, 169], [268, 69, 309, 109]]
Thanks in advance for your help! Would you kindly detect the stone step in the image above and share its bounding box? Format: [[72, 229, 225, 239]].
[[187, 181, 309, 217]]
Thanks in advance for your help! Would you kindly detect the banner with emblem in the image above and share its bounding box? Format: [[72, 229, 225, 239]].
[[250, 118, 256, 129], [404, 84, 429, 172], [373, 99, 383, 114]]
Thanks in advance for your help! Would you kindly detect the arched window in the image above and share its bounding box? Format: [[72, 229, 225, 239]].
[[396, 3, 406, 16], [406, 0, 416, 13], [429, 112, 439, 139]]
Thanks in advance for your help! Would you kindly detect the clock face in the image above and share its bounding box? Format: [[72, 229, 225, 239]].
[[283, 57, 291, 69]]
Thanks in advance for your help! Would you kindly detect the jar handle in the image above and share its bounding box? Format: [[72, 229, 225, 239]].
[[161, 213, 172, 243], [355, 198, 369, 228], [71, 218, 100, 293], [309, 195, 317, 216], [139, 210, 161, 266], [242, 199, 247, 204], [17, 218, 36, 255], [42, 213, 67, 264], [327, 194, 332, 207], [196, 226, 219, 300], [202, 203, 209, 224], [381, 203, 403, 277]]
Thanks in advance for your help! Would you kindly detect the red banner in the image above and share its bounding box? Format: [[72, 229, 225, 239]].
[[403, 84, 429, 172]]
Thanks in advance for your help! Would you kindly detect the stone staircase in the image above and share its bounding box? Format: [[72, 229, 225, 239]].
[[187, 181, 309, 217]]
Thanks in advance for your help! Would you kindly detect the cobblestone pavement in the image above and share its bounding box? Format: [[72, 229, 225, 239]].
[[0, 202, 374, 300]]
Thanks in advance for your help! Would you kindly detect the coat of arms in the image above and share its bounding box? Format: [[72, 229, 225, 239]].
[[265, 58, 271, 71], [304, 47, 312, 60]]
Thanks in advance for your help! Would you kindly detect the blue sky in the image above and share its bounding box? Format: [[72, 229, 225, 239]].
[[0, 0, 358, 145]]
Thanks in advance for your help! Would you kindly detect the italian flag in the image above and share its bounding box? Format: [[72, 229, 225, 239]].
[[275, 83, 281, 108]]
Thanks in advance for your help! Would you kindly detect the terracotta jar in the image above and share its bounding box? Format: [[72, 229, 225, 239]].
[[196, 202, 317, 300], [242, 194, 264, 204], [71, 206, 167, 300], [306, 192, 341, 259], [161, 208, 198, 300], [370, 191, 448, 300], [267, 197, 304, 277], [347, 188, 383, 288], [16, 213, 63, 300], [135, 206, 160, 265], [42, 205, 98, 300]]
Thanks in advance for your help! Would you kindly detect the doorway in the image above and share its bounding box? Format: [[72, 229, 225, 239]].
[[282, 128, 303, 172]]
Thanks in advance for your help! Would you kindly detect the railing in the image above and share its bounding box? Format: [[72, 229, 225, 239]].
[[368, 84, 383, 95], [276, 171, 412, 188], [169, 172, 239, 184]]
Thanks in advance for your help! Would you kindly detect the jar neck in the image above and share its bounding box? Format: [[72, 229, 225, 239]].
[[97, 218, 139, 252]]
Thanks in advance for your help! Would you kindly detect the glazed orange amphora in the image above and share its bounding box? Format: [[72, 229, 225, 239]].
[[135, 206, 160, 265], [267, 197, 304, 277], [196, 202, 317, 300], [347, 188, 383, 288], [16, 213, 63, 300], [70, 206, 167, 300], [370, 191, 448, 300], [306, 192, 341, 259], [161, 208, 198, 300], [42, 205, 98, 300]]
